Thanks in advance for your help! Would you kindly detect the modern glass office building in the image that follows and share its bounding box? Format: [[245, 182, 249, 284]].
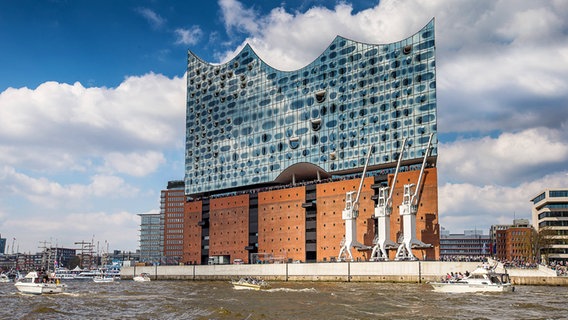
[[185, 20, 437, 196]]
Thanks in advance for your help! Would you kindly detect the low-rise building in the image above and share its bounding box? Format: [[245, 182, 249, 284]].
[[439, 229, 491, 260]]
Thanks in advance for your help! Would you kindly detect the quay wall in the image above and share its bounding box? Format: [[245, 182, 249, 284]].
[[122, 261, 568, 286]]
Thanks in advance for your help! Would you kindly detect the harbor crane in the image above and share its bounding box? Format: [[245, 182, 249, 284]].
[[370, 138, 407, 261], [337, 147, 373, 262], [394, 133, 434, 260]]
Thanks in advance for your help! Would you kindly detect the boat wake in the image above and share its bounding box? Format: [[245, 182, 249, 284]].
[[265, 287, 318, 293]]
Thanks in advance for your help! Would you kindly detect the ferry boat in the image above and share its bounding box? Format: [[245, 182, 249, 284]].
[[14, 271, 67, 295], [429, 267, 514, 293], [230, 277, 270, 291]]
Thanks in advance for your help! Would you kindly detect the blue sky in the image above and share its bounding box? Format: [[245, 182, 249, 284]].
[[1, 0, 567, 253]]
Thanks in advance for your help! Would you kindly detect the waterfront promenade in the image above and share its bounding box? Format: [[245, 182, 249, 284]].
[[121, 261, 568, 286]]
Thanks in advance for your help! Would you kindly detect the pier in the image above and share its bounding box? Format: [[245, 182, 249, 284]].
[[121, 261, 568, 286]]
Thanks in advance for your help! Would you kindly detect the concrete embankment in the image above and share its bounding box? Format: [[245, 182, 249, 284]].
[[121, 261, 568, 286]]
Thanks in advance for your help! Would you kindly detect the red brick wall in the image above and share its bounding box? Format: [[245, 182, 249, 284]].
[[316, 177, 376, 262], [258, 186, 306, 262], [184, 200, 202, 264], [209, 194, 250, 263]]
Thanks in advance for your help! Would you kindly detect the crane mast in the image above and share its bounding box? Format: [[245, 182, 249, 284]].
[[337, 147, 373, 262], [370, 138, 407, 261]]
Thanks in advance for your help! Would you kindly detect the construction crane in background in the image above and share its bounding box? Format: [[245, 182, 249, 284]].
[[337, 147, 373, 262], [370, 138, 407, 261], [395, 133, 434, 260]]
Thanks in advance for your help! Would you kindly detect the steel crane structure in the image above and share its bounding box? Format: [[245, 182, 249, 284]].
[[394, 133, 434, 261], [337, 147, 373, 262], [370, 138, 407, 261]]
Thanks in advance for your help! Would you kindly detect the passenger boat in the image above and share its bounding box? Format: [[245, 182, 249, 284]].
[[14, 271, 67, 295], [429, 267, 514, 293], [74, 270, 101, 280], [230, 277, 270, 291], [133, 273, 151, 282], [93, 275, 115, 283]]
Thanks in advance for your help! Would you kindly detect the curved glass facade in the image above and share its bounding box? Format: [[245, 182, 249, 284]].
[[185, 20, 437, 195]]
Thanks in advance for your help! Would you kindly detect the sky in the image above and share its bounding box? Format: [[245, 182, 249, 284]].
[[1, 0, 567, 253]]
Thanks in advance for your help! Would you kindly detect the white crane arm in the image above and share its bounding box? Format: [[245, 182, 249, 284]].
[[353, 146, 374, 208], [386, 138, 407, 207], [411, 133, 434, 205]]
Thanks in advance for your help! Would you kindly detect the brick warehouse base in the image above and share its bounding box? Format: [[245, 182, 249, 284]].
[[183, 168, 440, 265]]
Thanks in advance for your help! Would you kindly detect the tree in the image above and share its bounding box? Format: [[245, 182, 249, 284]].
[[531, 227, 556, 264]]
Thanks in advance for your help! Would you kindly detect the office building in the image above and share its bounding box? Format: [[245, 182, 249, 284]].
[[184, 20, 439, 264], [531, 188, 568, 263], [162, 180, 187, 264], [138, 213, 162, 264], [440, 229, 491, 259]]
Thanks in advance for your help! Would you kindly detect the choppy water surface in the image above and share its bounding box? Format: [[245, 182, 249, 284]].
[[1, 280, 567, 319]]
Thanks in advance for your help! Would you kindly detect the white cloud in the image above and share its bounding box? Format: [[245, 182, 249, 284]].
[[439, 127, 568, 186], [218, 0, 260, 36], [0, 73, 185, 174], [102, 151, 166, 177], [439, 171, 568, 233], [175, 26, 203, 45], [0, 166, 137, 207], [136, 8, 166, 29]]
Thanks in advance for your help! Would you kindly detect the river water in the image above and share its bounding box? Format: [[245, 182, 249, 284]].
[[1, 280, 567, 319]]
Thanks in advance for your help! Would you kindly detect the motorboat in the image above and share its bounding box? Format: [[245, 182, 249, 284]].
[[230, 277, 270, 291], [429, 267, 514, 293], [133, 273, 151, 282], [0, 273, 10, 283], [14, 271, 67, 295]]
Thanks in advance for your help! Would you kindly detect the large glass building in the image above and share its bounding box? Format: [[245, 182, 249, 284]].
[[185, 20, 437, 196], [183, 20, 439, 264]]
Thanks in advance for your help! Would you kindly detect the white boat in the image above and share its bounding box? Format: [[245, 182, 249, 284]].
[[74, 270, 101, 280], [133, 273, 151, 282], [14, 271, 67, 295], [230, 277, 270, 291], [0, 273, 10, 283], [429, 267, 514, 293], [55, 267, 79, 280], [93, 275, 115, 283]]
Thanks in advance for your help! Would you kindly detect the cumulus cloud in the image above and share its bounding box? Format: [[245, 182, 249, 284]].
[[0, 72, 183, 251], [0, 166, 138, 207], [439, 127, 568, 186], [439, 171, 568, 233], [175, 26, 203, 45], [0, 73, 185, 174]]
